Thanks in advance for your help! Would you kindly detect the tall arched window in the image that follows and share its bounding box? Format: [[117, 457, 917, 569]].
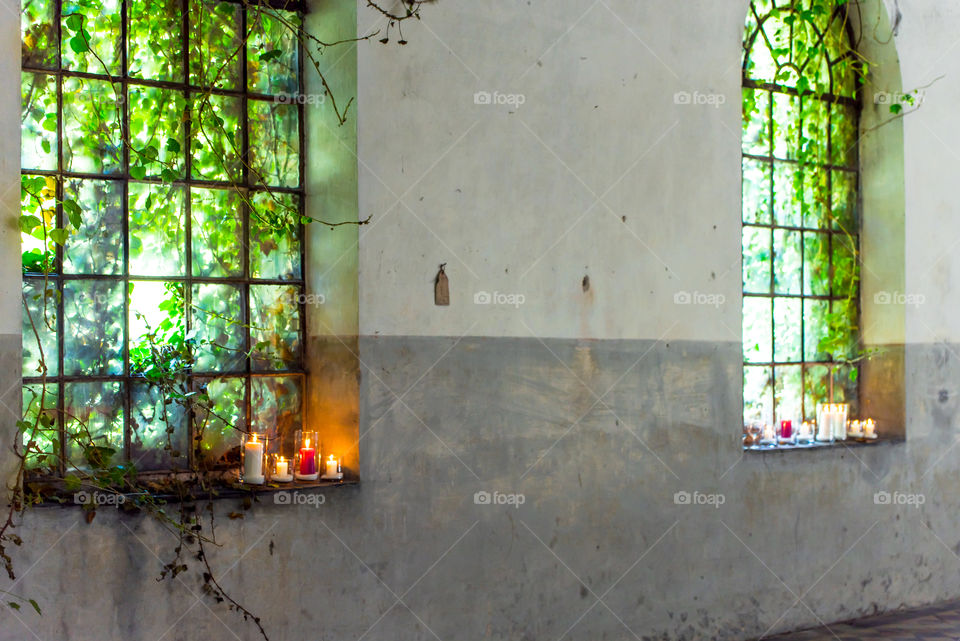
[[741, 1, 863, 429]]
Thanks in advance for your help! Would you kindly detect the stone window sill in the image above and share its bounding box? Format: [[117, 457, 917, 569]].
[[743, 436, 905, 453]]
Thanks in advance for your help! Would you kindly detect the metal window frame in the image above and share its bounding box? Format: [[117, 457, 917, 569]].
[[741, 0, 864, 424], [20, 0, 307, 476]]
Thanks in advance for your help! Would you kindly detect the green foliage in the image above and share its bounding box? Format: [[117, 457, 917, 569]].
[[742, 0, 870, 422]]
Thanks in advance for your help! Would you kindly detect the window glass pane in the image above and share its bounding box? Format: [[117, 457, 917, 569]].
[[131, 382, 188, 471], [195, 376, 246, 468], [129, 86, 187, 180], [773, 229, 801, 294], [192, 283, 245, 372], [831, 232, 859, 299], [252, 376, 302, 437], [831, 104, 858, 168], [22, 383, 59, 473], [190, 94, 242, 182], [247, 9, 299, 95], [772, 93, 799, 160], [129, 281, 186, 375], [742, 158, 770, 224], [22, 279, 59, 378], [742, 226, 770, 294], [743, 365, 772, 423], [21, 72, 58, 171], [250, 284, 300, 370], [129, 183, 186, 276], [803, 364, 830, 421], [743, 296, 772, 364], [129, 0, 184, 81], [802, 168, 828, 229], [191, 187, 243, 277], [63, 76, 122, 174], [63, 178, 124, 275], [803, 299, 830, 362], [802, 231, 830, 296], [831, 170, 857, 233], [63, 279, 124, 375], [65, 380, 125, 470], [20, 174, 58, 274], [61, 0, 122, 75], [249, 99, 300, 188], [774, 365, 802, 424], [22, 0, 58, 68], [189, 0, 242, 90], [773, 162, 801, 227], [250, 192, 301, 280], [742, 88, 769, 156], [773, 297, 801, 362]]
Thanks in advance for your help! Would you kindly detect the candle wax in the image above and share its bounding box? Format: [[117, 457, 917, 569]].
[[299, 447, 317, 476]]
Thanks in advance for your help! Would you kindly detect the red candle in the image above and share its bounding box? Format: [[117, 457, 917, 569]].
[[299, 439, 317, 476], [780, 420, 792, 439]]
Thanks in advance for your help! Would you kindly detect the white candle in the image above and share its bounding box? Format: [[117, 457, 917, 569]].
[[325, 455, 339, 477], [864, 419, 876, 437], [244, 435, 265, 484], [273, 456, 293, 482]]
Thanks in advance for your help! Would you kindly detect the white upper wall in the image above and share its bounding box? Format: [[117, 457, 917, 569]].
[[355, 0, 960, 342]]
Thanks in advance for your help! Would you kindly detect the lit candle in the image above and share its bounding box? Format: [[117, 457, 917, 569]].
[[325, 455, 339, 477], [762, 424, 775, 443], [864, 419, 876, 437], [798, 421, 813, 442], [833, 404, 849, 441], [274, 456, 293, 482], [780, 419, 793, 439], [243, 434, 265, 484], [816, 405, 833, 442], [297, 438, 317, 479]]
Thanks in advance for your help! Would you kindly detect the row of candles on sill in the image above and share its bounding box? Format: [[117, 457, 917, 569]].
[[241, 430, 343, 485], [744, 404, 878, 446]]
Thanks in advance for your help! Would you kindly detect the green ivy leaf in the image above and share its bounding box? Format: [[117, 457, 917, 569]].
[[68, 35, 88, 54], [29, 599, 42, 616], [48, 228, 69, 246], [130, 165, 147, 180], [165, 138, 181, 153], [63, 198, 83, 229], [19, 215, 41, 234], [259, 49, 282, 62]]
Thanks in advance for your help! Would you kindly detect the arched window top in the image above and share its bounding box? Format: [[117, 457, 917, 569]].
[[743, 0, 859, 100]]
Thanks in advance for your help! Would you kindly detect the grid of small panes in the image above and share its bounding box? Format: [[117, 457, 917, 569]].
[[741, 0, 862, 428], [19, 0, 306, 475]]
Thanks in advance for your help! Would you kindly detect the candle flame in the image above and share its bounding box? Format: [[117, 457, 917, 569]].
[[251, 434, 258, 444], [328, 454, 335, 461], [305, 438, 311, 448], [279, 456, 285, 463]]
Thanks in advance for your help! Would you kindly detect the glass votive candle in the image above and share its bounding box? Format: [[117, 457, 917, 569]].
[[272, 454, 294, 483], [241, 432, 268, 485], [778, 419, 795, 444], [796, 421, 815, 444], [294, 430, 319, 481], [321, 454, 343, 480], [863, 419, 877, 438]]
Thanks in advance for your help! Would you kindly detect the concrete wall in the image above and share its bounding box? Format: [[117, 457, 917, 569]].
[[5, 1, 960, 640]]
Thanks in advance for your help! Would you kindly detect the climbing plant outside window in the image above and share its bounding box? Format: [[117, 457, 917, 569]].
[[19, 0, 306, 477], [741, 0, 863, 427]]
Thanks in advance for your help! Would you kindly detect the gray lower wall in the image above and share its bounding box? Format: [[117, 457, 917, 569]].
[[2, 336, 959, 641]]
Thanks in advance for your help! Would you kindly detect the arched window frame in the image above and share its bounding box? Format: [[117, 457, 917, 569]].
[[741, 0, 866, 432]]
